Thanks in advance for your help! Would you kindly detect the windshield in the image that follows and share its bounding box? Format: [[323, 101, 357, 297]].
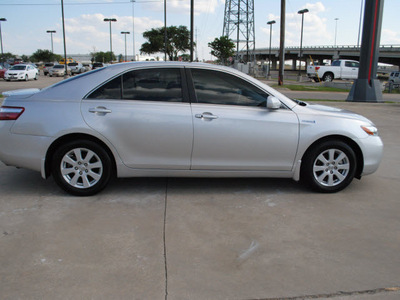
[[10, 65, 26, 70]]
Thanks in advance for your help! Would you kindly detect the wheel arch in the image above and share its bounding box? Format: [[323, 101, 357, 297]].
[[301, 135, 363, 180], [322, 71, 334, 81], [44, 133, 117, 179]]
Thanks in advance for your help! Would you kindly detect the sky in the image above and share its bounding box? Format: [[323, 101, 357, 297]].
[[0, 0, 399, 61]]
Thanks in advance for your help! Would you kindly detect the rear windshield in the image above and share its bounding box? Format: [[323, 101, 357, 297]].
[[53, 65, 64, 69], [68, 63, 78, 66]]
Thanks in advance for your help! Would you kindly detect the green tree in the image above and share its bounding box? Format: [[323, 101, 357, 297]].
[[94, 51, 116, 63], [30, 49, 59, 62], [1, 52, 15, 63], [208, 36, 235, 65], [140, 26, 191, 61], [21, 55, 30, 62]]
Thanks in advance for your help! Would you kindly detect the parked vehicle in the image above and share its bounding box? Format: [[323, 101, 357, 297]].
[[92, 62, 105, 69], [49, 64, 71, 77], [0, 62, 383, 196], [82, 62, 92, 72], [4, 64, 39, 81], [43, 62, 56, 76], [68, 62, 86, 75], [0, 65, 7, 79], [59, 58, 75, 65], [389, 71, 400, 84], [307, 60, 360, 82]]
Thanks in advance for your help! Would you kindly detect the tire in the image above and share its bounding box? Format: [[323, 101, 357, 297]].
[[313, 78, 321, 83], [51, 140, 113, 196], [301, 140, 357, 193], [322, 73, 334, 82]]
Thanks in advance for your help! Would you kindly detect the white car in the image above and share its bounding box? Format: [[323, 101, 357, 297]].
[[68, 62, 86, 75], [49, 65, 71, 77], [4, 64, 39, 81], [0, 62, 383, 196]]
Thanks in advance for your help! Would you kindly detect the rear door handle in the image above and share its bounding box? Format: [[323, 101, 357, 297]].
[[89, 107, 112, 114], [195, 112, 219, 120]]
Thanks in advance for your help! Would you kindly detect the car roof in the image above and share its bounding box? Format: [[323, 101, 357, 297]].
[[36, 61, 295, 107]]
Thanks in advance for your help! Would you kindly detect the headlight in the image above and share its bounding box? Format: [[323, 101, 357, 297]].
[[361, 125, 378, 136]]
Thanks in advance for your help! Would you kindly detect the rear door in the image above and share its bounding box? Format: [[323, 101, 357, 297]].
[[81, 67, 193, 170]]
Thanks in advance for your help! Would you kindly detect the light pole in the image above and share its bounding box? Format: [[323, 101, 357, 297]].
[[357, 0, 364, 47], [104, 18, 117, 62], [121, 31, 130, 62], [297, 8, 309, 78], [164, 0, 167, 61], [267, 20, 276, 79], [334, 18, 339, 47], [0, 18, 7, 63], [130, 0, 136, 61], [46, 30, 56, 53]]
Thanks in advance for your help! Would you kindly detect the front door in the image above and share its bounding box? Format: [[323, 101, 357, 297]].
[[188, 68, 299, 171]]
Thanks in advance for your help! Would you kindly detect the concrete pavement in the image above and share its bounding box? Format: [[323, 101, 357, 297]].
[[1, 76, 400, 299]]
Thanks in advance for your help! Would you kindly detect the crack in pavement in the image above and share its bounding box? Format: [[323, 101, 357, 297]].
[[163, 178, 169, 300], [249, 286, 400, 300]]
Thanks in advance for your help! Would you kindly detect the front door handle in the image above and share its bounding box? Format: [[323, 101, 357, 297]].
[[89, 107, 112, 114], [195, 112, 219, 120]]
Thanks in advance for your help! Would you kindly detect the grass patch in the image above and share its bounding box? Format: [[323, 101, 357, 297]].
[[272, 84, 346, 92]]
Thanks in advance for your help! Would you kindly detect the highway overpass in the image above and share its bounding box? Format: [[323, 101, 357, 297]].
[[241, 45, 400, 69]]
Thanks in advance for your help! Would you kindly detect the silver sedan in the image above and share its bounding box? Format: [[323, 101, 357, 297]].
[[0, 62, 383, 196]]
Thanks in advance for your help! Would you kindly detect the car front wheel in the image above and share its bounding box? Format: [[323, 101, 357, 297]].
[[51, 140, 113, 196], [301, 140, 357, 193]]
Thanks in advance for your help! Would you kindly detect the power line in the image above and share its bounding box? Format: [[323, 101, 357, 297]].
[[0, 0, 185, 6]]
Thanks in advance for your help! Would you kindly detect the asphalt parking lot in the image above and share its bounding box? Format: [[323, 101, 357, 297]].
[[1, 76, 400, 299]]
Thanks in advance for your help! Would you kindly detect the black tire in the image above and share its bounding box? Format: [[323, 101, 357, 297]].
[[313, 78, 321, 82], [322, 73, 334, 82], [301, 140, 357, 193], [51, 140, 113, 196]]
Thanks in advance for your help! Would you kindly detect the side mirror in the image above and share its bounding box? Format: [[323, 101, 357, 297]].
[[267, 96, 281, 110]]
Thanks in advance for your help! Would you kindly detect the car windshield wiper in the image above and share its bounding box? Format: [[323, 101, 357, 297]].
[[292, 99, 307, 106]]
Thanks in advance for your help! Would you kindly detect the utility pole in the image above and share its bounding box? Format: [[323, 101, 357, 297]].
[[278, 0, 285, 85], [190, 0, 194, 62]]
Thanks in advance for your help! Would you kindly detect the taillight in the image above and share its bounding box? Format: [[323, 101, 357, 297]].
[[0, 106, 25, 120], [315, 67, 320, 71]]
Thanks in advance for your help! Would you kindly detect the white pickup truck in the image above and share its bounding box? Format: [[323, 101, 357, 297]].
[[307, 59, 359, 82]]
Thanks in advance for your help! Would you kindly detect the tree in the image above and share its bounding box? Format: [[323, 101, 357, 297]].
[[93, 51, 115, 63], [208, 36, 235, 65], [140, 26, 191, 61], [21, 55, 30, 62], [30, 49, 59, 62]]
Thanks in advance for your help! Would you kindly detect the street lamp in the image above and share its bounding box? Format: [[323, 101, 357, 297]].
[[130, 0, 136, 61], [267, 20, 276, 79], [334, 18, 339, 47], [0, 18, 7, 63], [121, 31, 130, 62], [297, 8, 309, 78], [46, 30, 56, 53], [104, 18, 117, 61]]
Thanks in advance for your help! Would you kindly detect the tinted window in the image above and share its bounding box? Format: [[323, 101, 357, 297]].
[[88, 76, 122, 99], [191, 69, 269, 106], [122, 68, 182, 102]]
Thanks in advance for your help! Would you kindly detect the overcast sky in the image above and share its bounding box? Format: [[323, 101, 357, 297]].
[[0, 0, 399, 60]]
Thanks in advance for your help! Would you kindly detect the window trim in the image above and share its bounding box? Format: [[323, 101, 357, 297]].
[[84, 66, 189, 103], [186, 67, 273, 107]]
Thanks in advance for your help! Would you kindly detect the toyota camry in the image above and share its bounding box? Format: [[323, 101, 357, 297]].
[[0, 62, 383, 196]]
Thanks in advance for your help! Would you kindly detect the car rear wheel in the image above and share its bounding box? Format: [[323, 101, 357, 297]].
[[301, 140, 357, 193], [51, 140, 113, 196], [322, 73, 334, 82]]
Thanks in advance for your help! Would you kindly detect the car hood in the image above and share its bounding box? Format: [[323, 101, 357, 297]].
[[298, 103, 374, 124]]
